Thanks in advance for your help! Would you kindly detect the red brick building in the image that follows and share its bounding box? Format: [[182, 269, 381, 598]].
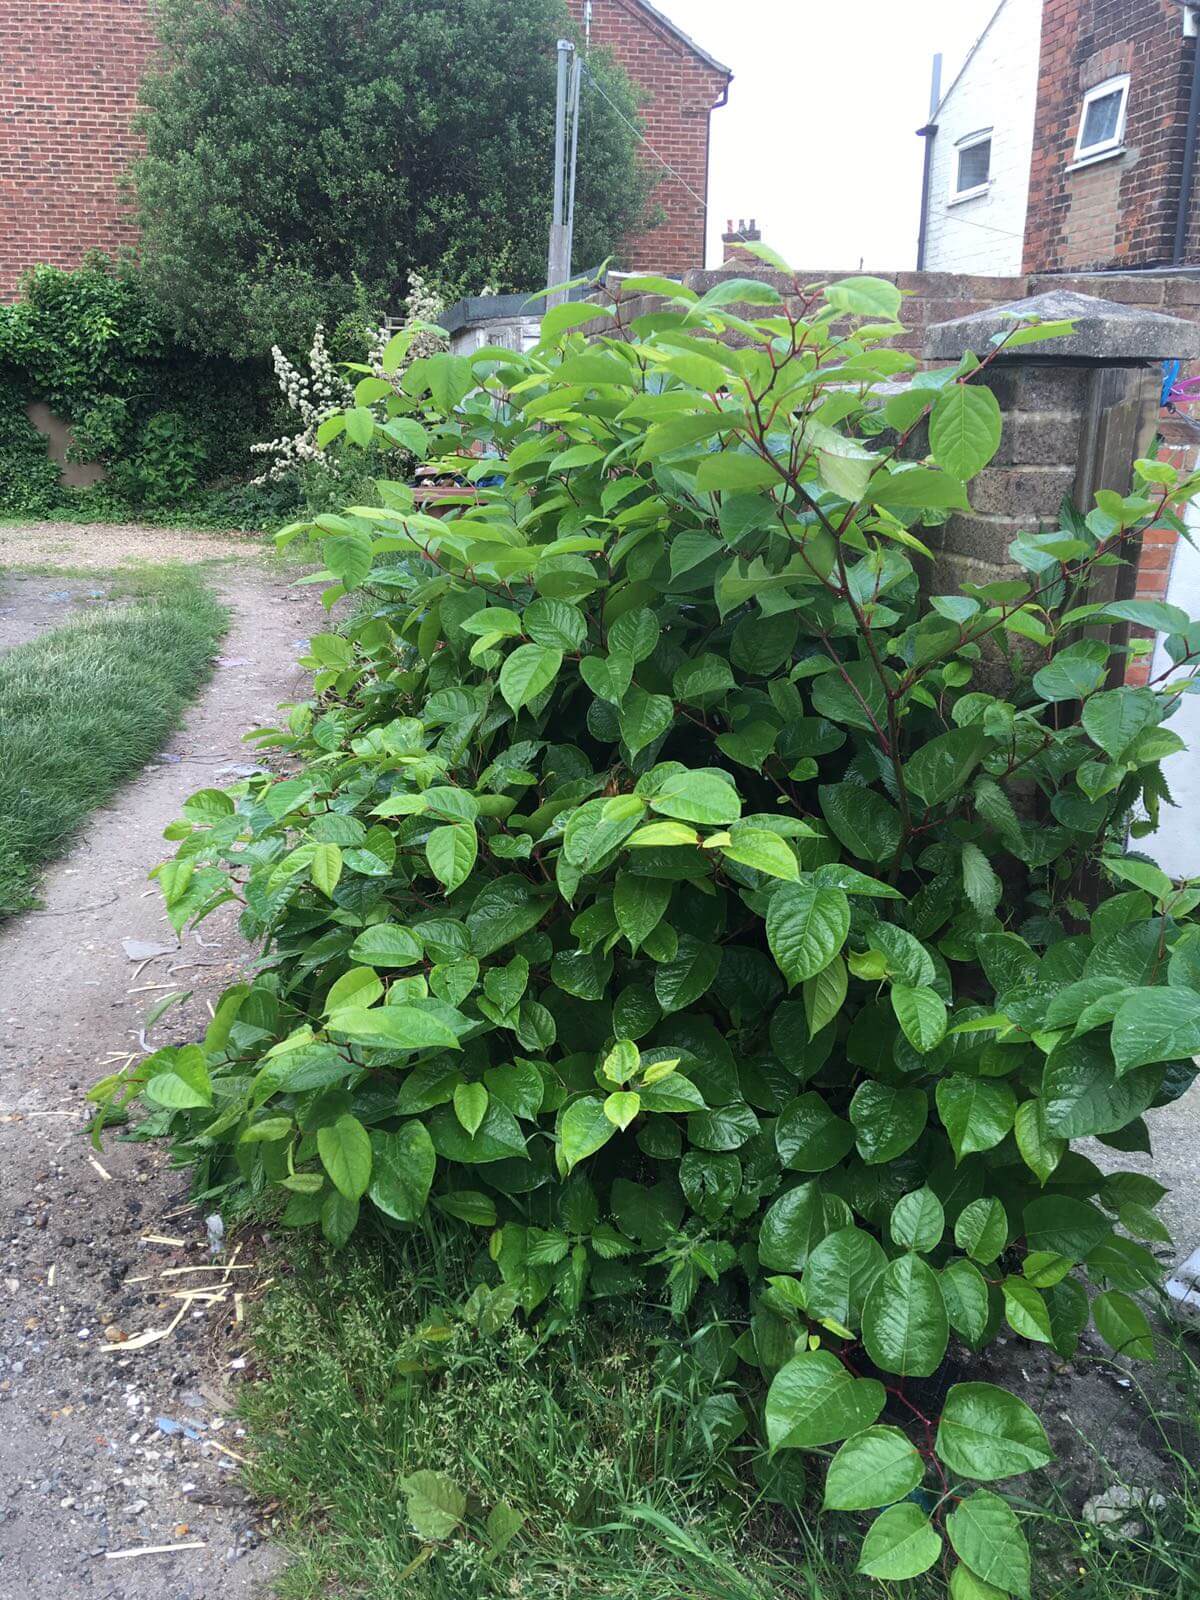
[[0, 1, 157, 299], [0, 0, 730, 300], [565, 0, 730, 272], [1023, 0, 1200, 272]]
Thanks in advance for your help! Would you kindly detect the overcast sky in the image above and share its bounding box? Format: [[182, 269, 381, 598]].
[[645, 0, 1000, 270]]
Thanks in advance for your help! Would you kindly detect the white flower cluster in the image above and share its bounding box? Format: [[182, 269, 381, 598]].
[[250, 323, 357, 484], [250, 273, 449, 486]]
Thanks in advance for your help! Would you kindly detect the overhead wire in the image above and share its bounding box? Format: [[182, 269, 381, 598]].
[[581, 63, 756, 245]]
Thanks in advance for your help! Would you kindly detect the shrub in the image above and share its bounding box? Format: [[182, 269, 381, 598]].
[[132, 0, 653, 358], [97, 263, 1200, 1595]]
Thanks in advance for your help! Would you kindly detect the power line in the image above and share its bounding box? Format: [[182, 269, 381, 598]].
[[939, 210, 1025, 240], [583, 64, 738, 231]]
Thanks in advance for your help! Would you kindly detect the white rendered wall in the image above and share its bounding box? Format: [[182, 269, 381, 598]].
[[923, 0, 1043, 275]]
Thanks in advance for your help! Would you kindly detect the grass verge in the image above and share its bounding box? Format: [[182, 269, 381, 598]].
[[238, 1222, 1200, 1600], [241, 1225, 820, 1600], [0, 564, 227, 913]]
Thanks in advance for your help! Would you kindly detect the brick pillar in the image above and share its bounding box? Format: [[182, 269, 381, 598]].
[[922, 290, 1200, 600]]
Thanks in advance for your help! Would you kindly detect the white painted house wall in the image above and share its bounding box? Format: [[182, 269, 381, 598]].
[[923, 0, 1043, 275]]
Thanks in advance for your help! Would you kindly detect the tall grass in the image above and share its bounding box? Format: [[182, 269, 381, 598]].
[[240, 1221, 1200, 1600], [0, 566, 226, 913], [242, 1224, 802, 1600]]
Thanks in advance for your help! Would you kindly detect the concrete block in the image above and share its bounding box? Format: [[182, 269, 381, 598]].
[[1166, 1244, 1200, 1328], [993, 411, 1083, 466], [1029, 273, 1169, 306], [1164, 276, 1200, 309], [897, 272, 1030, 300], [938, 511, 1033, 565], [970, 465, 1077, 517], [981, 363, 1091, 411]]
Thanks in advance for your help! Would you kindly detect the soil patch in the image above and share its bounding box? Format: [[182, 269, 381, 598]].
[[0, 574, 117, 654]]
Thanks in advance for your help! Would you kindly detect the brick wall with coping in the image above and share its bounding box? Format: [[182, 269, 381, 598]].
[[1023, 0, 1197, 274]]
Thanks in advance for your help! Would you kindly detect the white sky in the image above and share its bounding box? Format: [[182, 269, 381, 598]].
[[646, 0, 1000, 270]]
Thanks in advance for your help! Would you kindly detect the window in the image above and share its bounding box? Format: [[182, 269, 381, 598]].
[[951, 130, 992, 201], [1074, 74, 1130, 162]]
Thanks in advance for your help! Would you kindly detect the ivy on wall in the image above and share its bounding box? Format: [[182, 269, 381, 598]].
[[0, 260, 289, 522]]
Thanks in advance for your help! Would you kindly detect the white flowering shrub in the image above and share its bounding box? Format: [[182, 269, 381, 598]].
[[251, 272, 447, 487]]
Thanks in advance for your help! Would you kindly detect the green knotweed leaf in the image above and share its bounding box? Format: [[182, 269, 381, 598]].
[[935, 1382, 1052, 1480], [317, 1113, 372, 1200], [857, 1502, 942, 1580], [946, 1490, 1032, 1600], [764, 1349, 884, 1450], [862, 1253, 948, 1377]]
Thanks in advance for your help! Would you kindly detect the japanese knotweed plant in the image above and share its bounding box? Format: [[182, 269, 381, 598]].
[[95, 260, 1200, 1595]]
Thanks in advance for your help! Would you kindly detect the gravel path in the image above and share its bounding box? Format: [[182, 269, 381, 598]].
[[0, 521, 266, 573], [0, 529, 325, 1600]]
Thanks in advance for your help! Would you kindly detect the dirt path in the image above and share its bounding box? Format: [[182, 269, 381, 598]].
[[0, 575, 119, 654], [0, 537, 324, 1600], [0, 521, 265, 573]]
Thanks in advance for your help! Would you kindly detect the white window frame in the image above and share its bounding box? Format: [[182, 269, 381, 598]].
[[1073, 73, 1130, 164], [949, 128, 993, 204]]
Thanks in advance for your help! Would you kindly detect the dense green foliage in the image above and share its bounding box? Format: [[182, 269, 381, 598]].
[[132, 0, 652, 359], [0, 263, 287, 521], [0, 386, 65, 516], [102, 263, 1200, 1595], [0, 567, 226, 913]]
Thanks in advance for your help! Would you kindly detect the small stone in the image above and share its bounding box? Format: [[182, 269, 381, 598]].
[[103, 1326, 125, 1344], [1082, 1485, 1168, 1542], [121, 938, 177, 961]]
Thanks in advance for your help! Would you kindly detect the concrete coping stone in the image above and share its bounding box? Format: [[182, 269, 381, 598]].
[[923, 289, 1200, 364]]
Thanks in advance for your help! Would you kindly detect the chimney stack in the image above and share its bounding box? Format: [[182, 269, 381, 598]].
[[721, 217, 763, 265]]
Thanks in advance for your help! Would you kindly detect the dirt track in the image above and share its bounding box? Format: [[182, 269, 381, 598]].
[[0, 533, 323, 1600]]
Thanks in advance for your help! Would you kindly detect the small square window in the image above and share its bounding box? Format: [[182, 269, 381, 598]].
[[951, 131, 992, 200], [1075, 74, 1130, 161]]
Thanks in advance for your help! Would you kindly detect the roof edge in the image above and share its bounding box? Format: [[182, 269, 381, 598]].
[[932, 0, 1007, 122], [627, 0, 732, 79]]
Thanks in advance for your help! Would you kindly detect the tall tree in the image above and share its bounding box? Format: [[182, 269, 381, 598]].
[[132, 0, 651, 357]]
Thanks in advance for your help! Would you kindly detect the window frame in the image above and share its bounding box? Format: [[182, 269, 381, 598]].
[[1073, 73, 1131, 164], [949, 127, 993, 204]]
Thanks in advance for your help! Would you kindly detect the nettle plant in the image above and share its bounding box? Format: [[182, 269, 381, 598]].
[[96, 263, 1200, 1593]]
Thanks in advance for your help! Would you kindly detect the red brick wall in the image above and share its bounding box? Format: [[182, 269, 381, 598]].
[[1023, 0, 1196, 273], [1122, 431, 1196, 684], [0, 1, 157, 298], [566, 0, 729, 274]]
